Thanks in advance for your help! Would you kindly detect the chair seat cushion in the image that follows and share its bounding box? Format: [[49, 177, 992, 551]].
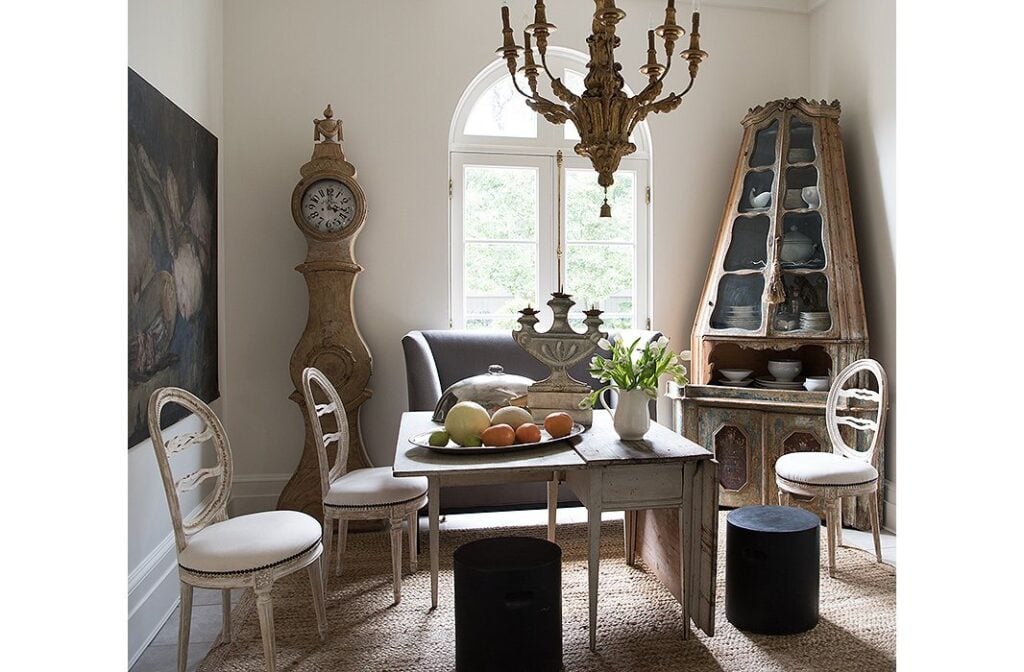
[[178, 510, 322, 575], [775, 452, 878, 487], [325, 467, 428, 508]]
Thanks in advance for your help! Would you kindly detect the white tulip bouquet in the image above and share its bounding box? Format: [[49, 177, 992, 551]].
[[580, 335, 688, 409]]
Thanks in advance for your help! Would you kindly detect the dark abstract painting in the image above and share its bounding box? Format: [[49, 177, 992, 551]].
[[128, 68, 219, 447]]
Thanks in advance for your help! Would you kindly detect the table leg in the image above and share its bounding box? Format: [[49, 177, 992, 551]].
[[681, 462, 696, 641], [587, 471, 603, 652], [624, 510, 636, 566], [547, 475, 558, 543], [429, 478, 440, 609]]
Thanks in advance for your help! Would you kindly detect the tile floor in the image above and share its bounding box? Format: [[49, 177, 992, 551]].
[[130, 506, 896, 672]]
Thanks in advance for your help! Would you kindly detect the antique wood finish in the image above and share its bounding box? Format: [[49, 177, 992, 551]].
[[393, 411, 717, 645], [301, 367, 427, 605], [149, 388, 326, 672], [776, 359, 888, 577], [684, 98, 875, 530], [280, 107, 374, 521]]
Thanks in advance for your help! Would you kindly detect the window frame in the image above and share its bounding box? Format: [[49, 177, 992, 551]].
[[449, 49, 652, 330]]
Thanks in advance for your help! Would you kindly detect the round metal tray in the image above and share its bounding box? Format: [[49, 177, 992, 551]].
[[408, 423, 585, 455]]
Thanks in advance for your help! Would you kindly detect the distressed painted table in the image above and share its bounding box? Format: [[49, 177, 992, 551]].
[[392, 410, 718, 650]]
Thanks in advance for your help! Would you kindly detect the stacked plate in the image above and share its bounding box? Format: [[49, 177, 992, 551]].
[[721, 305, 760, 330], [755, 377, 806, 390], [799, 311, 830, 331]]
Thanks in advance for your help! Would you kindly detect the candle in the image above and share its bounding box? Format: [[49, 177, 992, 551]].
[[501, 4, 510, 31]]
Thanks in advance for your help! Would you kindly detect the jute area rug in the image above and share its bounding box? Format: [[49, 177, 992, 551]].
[[198, 513, 895, 671]]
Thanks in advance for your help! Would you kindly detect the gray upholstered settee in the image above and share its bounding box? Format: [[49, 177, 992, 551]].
[[402, 329, 661, 510]]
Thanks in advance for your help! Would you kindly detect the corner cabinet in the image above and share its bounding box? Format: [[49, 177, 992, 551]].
[[684, 98, 877, 530]]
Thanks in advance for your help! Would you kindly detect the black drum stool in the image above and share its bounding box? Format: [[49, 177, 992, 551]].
[[453, 536, 561, 672], [726, 505, 820, 635]]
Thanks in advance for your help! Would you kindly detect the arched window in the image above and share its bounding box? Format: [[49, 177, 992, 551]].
[[449, 48, 651, 331]]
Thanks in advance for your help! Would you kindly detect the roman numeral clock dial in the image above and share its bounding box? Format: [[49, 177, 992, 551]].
[[282, 105, 373, 521]]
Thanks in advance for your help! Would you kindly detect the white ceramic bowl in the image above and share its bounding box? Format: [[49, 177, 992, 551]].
[[719, 368, 753, 382], [803, 377, 830, 391], [768, 359, 802, 381]]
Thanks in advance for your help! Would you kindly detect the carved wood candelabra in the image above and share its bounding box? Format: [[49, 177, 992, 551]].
[[498, 0, 708, 216], [514, 292, 607, 425]]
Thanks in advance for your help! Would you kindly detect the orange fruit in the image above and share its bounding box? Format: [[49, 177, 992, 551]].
[[515, 422, 542, 444], [480, 424, 516, 447], [544, 412, 574, 438]]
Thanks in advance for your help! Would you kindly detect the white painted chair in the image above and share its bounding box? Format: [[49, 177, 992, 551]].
[[774, 359, 888, 577], [149, 387, 327, 672], [301, 367, 429, 604]]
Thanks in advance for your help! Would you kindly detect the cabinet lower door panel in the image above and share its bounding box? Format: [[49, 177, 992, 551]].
[[695, 407, 763, 508]]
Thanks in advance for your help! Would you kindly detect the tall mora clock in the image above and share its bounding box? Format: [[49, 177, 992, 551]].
[[277, 105, 373, 521]]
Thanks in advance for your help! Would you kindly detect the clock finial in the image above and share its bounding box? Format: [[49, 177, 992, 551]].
[[313, 104, 343, 144]]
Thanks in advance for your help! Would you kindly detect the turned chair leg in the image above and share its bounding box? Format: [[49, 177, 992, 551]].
[[308, 557, 327, 640], [389, 516, 404, 605], [834, 498, 844, 548], [178, 583, 193, 672], [868, 491, 883, 563], [221, 588, 231, 643], [407, 510, 419, 572], [254, 578, 277, 672], [825, 498, 837, 578], [321, 518, 334, 586], [335, 519, 348, 577]]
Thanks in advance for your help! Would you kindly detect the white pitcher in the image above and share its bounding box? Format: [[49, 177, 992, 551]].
[[600, 388, 652, 440]]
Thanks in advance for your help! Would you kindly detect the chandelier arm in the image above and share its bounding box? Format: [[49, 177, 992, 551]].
[[538, 47, 581, 105], [510, 72, 579, 127], [635, 74, 696, 126], [636, 51, 675, 104]]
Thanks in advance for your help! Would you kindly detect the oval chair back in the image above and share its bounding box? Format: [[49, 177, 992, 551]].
[[825, 358, 889, 470], [148, 387, 233, 555], [301, 366, 351, 502]]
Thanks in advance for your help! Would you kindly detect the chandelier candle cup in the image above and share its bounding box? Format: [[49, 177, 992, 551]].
[[498, 0, 707, 216]]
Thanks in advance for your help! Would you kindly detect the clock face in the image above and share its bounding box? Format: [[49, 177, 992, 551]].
[[301, 179, 357, 234]]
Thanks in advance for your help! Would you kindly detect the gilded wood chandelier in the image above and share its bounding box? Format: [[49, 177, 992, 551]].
[[499, 0, 707, 216]]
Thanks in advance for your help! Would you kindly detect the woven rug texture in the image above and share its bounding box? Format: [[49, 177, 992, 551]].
[[197, 514, 895, 672]]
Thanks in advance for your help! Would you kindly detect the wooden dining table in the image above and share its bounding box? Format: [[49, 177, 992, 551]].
[[392, 410, 718, 650]]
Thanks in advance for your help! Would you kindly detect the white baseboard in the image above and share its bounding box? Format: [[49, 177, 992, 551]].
[[127, 528, 181, 667], [127, 495, 215, 668], [228, 473, 291, 516], [882, 479, 896, 533]]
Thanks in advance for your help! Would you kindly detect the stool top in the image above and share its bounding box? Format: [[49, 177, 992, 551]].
[[727, 505, 819, 534], [454, 536, 561, 572]]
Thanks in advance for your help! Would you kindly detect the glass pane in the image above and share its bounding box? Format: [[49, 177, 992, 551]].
[[780, 212, 825, 270], [783, 165, 819, 210], [464, 242, 537, 329], [564, 70, 585, 141], [710, 274, 764, 330], [464, 75, 537, 138], [749, 120, 779, 168], [565, 244, 634, 328], [566, 169, 634, 242], [780, 272, 831, 332], [724, 215, 770, 271], [739, 169, 775, 213], [463, 166, 538, 240], [787, 116, 816, 164]]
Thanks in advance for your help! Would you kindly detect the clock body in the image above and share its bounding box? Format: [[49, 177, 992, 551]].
[[278, 109, 374, 522]]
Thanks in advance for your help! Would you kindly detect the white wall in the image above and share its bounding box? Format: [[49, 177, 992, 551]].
[[221, 0, 810, 505], [809, 0, 897, 530], [127, 0, 224, 665]]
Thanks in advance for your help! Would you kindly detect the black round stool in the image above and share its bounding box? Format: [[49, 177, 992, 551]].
[[454, 536, 561, 672], [726, 505, 820, 635]]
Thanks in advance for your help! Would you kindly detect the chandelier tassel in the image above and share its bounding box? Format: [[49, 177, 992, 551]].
[[600, 190, 612, 218]]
